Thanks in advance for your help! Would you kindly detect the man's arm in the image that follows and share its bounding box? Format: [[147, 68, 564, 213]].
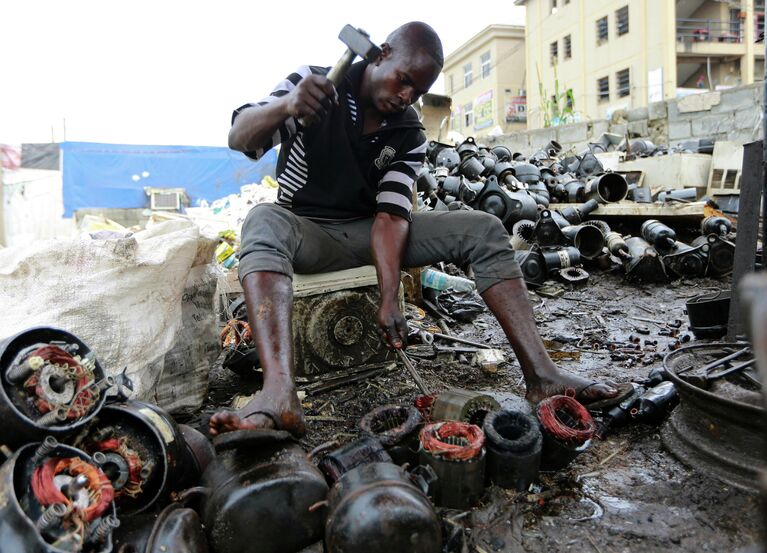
[[228, 72, 337, 155], [371, 212, 410, 349]]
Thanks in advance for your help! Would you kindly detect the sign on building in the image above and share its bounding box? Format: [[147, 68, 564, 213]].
[[505, 95, 527, 123], [474, 90, 494, 130]]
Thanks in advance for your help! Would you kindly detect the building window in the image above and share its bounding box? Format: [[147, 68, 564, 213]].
[[616, 6, 629, 36], [597, 16, 609, 44], [550, 40, 558, 65], [617, 68, 630, 97], [597, 76, 609, 102], [463, 64, 473, 88], [564, 34, 572, 59], [550, 0, 557, 14], [481, 52, 491, 79], [463, 103, 473, 127]]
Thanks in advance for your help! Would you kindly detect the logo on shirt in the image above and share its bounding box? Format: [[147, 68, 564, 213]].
[[374, 146, 396, 170]]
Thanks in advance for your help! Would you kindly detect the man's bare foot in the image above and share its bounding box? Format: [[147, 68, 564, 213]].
[[525, 370, 618, 405], [209, 384, 306, 438]]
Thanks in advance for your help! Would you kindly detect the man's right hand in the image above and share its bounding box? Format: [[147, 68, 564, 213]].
[[286, 75, 338, 120]]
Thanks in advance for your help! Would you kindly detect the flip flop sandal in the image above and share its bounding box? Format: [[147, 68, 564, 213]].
[[578, 381, 636, 411]]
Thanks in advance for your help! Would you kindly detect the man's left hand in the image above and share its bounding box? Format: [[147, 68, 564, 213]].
[[376, 299, 408, 350]]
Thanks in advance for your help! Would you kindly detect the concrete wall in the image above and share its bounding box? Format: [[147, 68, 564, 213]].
[[486, 82, 764, 154]]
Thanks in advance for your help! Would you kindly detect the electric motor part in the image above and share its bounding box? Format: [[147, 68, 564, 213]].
[[415, 166, 438, 193], [318, 436, 392, 483], [426, 140, 453, 165], [482, 410, 542, 491], [441, 175, 481, 204], [640, 219, 677, 252], [457, 155, 485, 180], [418, 422, 486, 509], [358, 404, 423, 467], [430, 388, 500, 426], [579, 218, 611, 235], [692, 234, 735, 277], [0, 328, 109, 447], [624, 237, 668, 283], [558, 199, 600, 225], [493, 161, 523, 191], [604, 231, 630, 258], [0, 440, 119, 553], [560, 225, 605, 259], [456, 137, 479, 160], [473, 176, 538, 226], [532, 210, 565, 247], [630, 139, 657, 156], [575, 152, 604, 178], [527, 182, 550, 207], [700, 215, 732, 236], [325, 462, 441, 553], [490, 145, 512, 162], [514, 249, 547, 288], [541, 247, 582, 272], [112, 501, 208, 553], [435, 148, 460, 171], [585, 173, 628, 203], [536, 395, 595, 471], [203, 429, 329, 553], [657, 188, 697, 202], [80, 400, 213, 515], [510, 162, 541, 185], [662, 241, 709, 279], [510, 219, 536, 251], [564, 180, 586, 203], [557, 266, 590, 285]]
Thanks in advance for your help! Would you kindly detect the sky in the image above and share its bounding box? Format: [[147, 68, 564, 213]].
[[0, 1, 526, 148]]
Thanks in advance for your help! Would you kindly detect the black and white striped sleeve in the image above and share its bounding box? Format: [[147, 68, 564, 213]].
[[375, 132, 427, 221], [231, 65, 325, 161]]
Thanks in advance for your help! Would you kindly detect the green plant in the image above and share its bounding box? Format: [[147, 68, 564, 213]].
[[536, 64, 576, 128]]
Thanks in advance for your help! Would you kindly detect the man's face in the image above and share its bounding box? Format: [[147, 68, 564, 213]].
[[369, 45, 441, 115]]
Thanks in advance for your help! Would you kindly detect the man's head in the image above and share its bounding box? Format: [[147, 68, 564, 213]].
[[362, 22, 443, 115]]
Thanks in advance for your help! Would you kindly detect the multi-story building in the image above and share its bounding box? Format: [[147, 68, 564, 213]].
[[442, 25, 527, 139], [516, 0, 765, 129]]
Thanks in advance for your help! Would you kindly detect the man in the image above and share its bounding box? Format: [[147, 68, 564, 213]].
[[210, 22, 617, 438]]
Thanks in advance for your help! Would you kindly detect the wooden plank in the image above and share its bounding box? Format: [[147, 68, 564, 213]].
[[727, 140, 762, 340], [553, 201, 707, 219], [293, 265, 378, 297]]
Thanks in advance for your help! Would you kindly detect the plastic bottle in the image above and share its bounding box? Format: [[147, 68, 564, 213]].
[[421, 268, 476, 292]]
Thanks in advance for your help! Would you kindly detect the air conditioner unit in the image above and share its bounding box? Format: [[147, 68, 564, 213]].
[[144, 187, 187, 211]]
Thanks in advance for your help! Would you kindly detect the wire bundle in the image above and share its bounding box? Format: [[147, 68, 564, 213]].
[[536, 395, 595, 445], [23, 345, 97, 419], [91, 437, 144, 498], [31, 457, 114, 521], [420, 421, 484, 461]]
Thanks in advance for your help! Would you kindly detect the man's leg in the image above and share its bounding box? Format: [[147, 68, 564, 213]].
[[405, 210, 618, 403], [209, 204, 368, 437]]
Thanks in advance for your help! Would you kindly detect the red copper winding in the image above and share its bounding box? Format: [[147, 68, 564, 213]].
[[420, 421, 484, 461], [31, 457, 114, 521], [414, 395, 435, 421], [536, 395, 595, 445]]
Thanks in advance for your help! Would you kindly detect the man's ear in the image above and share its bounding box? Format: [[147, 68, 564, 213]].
[[377, 42, 392, 64]]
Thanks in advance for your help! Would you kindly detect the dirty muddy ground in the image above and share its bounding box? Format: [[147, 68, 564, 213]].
[[186, 270, 763, 553]]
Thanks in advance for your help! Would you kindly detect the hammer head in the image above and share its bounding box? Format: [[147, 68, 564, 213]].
[[339, 24, 382, 62]]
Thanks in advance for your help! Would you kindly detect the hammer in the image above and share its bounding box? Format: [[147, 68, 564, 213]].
[[299, 25, 382, 127]]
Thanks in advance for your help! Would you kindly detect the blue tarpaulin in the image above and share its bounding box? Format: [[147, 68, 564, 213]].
[[61, 141, 277, 217]]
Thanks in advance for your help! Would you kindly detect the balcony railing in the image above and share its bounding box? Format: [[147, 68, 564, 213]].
[[676, 18, 743, 43]]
